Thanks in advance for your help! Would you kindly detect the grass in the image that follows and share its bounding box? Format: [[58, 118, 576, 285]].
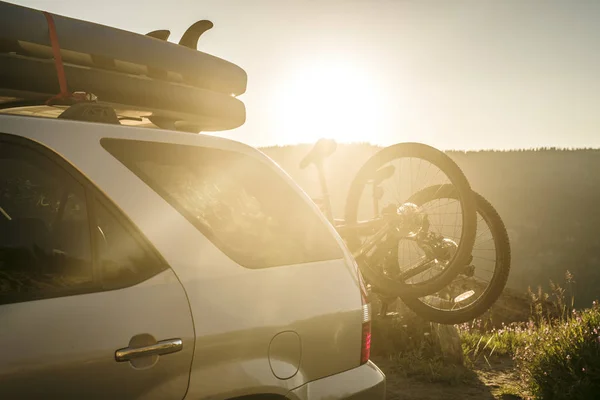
[[387, 351, 476, 386], [459, 272, 577, 363], [455, 271, 600, 399], [513, 305, 600, 400], [459, 320, 529, 365], [371, 271, 600, 399]]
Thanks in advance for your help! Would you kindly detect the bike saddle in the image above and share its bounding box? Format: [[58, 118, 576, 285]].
[[299, 138, 337, 169]]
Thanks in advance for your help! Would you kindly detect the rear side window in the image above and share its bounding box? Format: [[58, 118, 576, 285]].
[[101, 139, 342, 268], [0, 142, 94, 303]]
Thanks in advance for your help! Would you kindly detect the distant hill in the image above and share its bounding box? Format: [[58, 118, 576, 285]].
[[261, 144, 600, 308]]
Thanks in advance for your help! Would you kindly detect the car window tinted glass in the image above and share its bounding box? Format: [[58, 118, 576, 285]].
[[101, 139, 343, 268], [93, 198, 165, 288], [0, 142, 93, 302]]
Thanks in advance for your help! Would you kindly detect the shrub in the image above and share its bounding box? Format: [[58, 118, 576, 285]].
[[514, 303, 600, 399], [457, 271, 600, 398]]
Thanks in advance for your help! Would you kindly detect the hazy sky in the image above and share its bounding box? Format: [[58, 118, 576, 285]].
[[9, 0, 600, 150]]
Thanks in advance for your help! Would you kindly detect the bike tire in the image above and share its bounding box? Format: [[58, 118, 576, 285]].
[[401, 184, 511, 324], [344, 143, 477, 298]]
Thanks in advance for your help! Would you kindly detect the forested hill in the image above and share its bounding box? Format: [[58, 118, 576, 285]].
[[261, 144, 600, 307]]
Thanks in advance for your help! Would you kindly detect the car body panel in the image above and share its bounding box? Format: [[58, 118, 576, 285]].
[[0, 269, 195, 399], [0, 114, 383, 398], [287, 361, 386, 400]]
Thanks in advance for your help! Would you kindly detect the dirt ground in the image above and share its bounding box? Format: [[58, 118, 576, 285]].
[[374, 356, 525, 400]]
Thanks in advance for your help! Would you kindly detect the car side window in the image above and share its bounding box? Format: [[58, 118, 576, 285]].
[[0, 142, 94, 303], [93, 199, 165, 289]]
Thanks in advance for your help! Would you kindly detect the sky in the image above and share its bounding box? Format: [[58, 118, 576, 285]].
[[8, 0, 600, 150]]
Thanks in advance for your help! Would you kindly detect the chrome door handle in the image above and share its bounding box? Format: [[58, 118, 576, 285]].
[[115, 338, 183, 362]]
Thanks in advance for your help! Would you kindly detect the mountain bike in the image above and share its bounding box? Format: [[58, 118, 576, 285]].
[[398, 184, 511, 324], [301, 139, 510, 323]]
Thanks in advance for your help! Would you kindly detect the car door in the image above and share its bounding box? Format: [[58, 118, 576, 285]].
[[0, 137, 195, 399]]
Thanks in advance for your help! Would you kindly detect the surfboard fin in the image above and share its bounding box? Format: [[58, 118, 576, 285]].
[[146, 30, 171, 41], [179, 20, 214, 49], [144, 31, 171, 79]]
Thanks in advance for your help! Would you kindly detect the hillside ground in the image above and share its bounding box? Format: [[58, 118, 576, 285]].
[[376, 355, 523, 400]]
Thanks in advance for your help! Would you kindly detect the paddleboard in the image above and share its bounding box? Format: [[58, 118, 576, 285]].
[[0, 53, 246, 132], [0, 1, 247, 96]]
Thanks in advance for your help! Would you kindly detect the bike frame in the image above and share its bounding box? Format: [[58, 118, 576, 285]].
[[309, 148, 439, 283]]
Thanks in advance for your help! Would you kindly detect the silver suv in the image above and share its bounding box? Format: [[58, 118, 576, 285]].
[[0, 113, 385, 399]]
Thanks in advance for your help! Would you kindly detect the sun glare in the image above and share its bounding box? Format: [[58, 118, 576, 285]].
[[272, 60, 390, 144]]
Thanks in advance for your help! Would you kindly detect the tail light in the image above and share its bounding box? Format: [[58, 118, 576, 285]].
[[358, 270, 371, 365], [360, 311, 372, 365]]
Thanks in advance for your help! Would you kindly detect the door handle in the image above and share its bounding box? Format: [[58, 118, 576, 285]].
[[115, 338, 183, 362]]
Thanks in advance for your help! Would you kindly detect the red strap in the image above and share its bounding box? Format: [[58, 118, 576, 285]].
[[43, 12, 70, 100], [43, 12, 91, 105]]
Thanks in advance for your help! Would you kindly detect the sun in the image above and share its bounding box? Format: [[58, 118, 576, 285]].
[[271, 60, 390, 144]]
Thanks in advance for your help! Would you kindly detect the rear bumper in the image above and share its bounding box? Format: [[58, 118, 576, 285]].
[[287, 361, 386, 400]]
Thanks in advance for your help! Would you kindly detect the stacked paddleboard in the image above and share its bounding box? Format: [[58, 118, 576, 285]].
[[0, 1, 247, 132]]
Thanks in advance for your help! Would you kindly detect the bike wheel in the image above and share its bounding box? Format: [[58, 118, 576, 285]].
[[344, 143, 477, 298], [400, 184, 511, 324]]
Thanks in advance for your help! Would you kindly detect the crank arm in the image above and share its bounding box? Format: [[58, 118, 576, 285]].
[[351, 221, 391, 259]]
